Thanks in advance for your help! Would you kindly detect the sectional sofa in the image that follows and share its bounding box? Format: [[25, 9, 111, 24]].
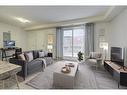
[[9, 50, 53, 80]]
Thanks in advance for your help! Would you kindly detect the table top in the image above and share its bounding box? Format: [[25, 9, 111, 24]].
[[54, 61, 78, 77], [0, 61, 21, 75], [104, 60, 127, 73]]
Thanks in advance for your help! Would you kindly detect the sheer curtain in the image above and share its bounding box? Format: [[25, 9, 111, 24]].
[[56, 27, 63, 59], [85, 23, 94, 57], [56, 23, 94, 59]]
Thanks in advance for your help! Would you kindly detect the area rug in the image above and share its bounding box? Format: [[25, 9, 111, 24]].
[[26, 61, 125, 89]]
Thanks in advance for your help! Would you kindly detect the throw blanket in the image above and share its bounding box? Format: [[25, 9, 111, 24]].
[[42, 58, 46, 68], [35, 58, 47, 68]]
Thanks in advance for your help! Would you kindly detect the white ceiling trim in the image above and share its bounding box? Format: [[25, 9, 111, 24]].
[[24, 6, 126, 31], [103, 6, 126, 21], [25, 15, 104, 31]]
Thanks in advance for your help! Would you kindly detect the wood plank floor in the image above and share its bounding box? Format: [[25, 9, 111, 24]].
[[1, 59, 127, 89]]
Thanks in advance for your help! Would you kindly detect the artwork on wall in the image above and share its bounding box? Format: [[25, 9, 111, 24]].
[[98, 28, 106, 52], [98, 28, 106, 43], [48, 34, 54, 44], [3, 32, 11, 41], [99, 29, 105, 36]]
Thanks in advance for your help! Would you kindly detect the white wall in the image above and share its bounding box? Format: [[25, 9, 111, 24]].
[[0, 22, 27, 51], [94, 8, 127, 59], [94, 22, 110, 51], [0, 22, 56, 58], [108, 9, 127, 47], [27, 28, 56, 58]]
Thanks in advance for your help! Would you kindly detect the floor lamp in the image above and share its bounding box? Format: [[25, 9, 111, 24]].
[[99, 42, 108, 60]]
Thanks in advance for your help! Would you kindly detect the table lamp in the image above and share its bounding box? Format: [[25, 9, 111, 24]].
[[47, 45, 53, 52]]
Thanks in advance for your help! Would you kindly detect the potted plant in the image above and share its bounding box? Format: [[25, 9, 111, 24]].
[[78, 51, 83, 61]]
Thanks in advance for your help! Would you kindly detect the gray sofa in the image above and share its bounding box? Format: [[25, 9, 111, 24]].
[[9, 50, 53, 80]]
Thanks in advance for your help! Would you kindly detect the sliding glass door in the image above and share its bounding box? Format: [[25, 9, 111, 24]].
[[63, 30, 73, 57], [73, 28, 85, 57], [63, 26, 85, 59]]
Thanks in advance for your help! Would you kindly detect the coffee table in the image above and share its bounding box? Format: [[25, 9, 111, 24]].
[[53, 61, 78, 88]]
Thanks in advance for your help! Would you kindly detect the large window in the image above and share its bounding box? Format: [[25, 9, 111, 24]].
[[63, 26, 85, 58]]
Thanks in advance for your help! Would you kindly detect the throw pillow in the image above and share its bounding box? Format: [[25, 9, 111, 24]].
[[44, 51, 48, 57], [18, 53, 26, 61], [25, 52, 33, 62], [95, 53, 102, 58], [33, 50, 39, 59], [39, 51, 45, 58], [89, 52, 94, 58]]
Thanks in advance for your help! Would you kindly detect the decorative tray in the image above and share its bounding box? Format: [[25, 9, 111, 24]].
[[67, 63, 75, 67], [61, 66, 71, 73]]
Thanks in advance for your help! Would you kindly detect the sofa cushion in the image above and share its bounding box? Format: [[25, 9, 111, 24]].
[[33, 50, 39, 59], [39, 51, 45, 58], [44, 51, 48, 57], [25, 52, 33, 62], [18, 53, 26, 61], [27, 59, 43, 74]]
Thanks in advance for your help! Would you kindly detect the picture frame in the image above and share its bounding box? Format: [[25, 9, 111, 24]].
[[48, 34, 54, 44]]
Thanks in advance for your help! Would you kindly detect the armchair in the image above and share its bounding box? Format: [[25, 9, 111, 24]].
[[85, 52, 102, 68]]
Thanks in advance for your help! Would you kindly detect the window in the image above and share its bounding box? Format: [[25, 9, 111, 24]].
[[63, 26, 85, 58]]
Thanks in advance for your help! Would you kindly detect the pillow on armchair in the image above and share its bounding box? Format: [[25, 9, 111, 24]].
[[89, 52, 102, 59]]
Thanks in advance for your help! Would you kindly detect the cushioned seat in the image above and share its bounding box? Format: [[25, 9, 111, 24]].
[[9, 50, 53, 80], [85, 52, 102, 68]]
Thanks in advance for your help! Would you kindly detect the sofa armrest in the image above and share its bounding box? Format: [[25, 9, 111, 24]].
[[9, 58, 28, 80]]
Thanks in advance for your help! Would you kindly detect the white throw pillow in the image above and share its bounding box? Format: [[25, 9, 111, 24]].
[[44, 51, 48, 56], [25, 52, 33, 62], [90, 52, 102, 59], [39, 51, 45, 58]]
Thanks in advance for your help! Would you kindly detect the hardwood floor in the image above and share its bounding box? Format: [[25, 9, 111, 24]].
[[1, 59, 127, 89]]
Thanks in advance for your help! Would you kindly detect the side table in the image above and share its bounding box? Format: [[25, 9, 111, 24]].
[[48, 53, 53, 57]]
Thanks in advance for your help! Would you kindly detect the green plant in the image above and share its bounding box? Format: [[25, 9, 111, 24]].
[[78, 51, 83, 61]]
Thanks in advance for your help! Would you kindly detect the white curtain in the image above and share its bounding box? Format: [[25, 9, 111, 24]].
[[85, 23, 94, 56], [56, 27, 63, 59]]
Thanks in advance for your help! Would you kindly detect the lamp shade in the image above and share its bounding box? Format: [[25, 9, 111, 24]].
[[99, 42, 108, 50], [47, 45, 53, 50]]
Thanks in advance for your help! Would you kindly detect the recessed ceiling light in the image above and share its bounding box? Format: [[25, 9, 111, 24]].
[[16, 17, 31, 23]]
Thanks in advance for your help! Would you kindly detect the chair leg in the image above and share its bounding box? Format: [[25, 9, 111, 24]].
[[14, 74, 20, 89]]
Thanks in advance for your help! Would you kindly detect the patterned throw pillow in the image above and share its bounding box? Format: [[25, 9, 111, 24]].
[[39, 51, 45, 58], [25, 52, 33, 62], [18, 53, 26, 61]]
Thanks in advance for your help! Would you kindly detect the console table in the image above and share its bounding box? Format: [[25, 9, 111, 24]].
[[104, 60, 127, 88], [0, 47, 21, 61]]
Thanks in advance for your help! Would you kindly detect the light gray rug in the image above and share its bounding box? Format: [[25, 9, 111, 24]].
[[26, 60, 126, 89]]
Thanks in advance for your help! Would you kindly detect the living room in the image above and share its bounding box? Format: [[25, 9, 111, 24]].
[[1, 5, 127, 90]]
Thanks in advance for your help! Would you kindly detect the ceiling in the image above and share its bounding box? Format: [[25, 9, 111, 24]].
[[0, 6, 126, 30]]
